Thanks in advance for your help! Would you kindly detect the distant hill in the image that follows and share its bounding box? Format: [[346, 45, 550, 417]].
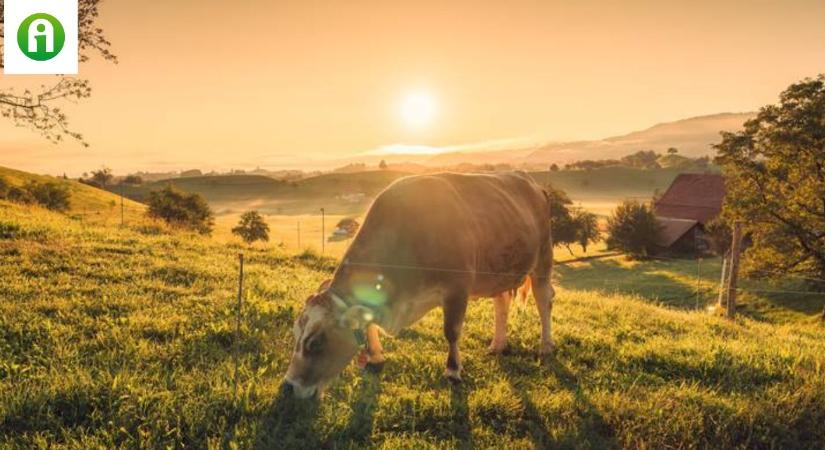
[[0, 166, 146, 224], [333, 112, 755, 168], [524, 112, 755, 164]]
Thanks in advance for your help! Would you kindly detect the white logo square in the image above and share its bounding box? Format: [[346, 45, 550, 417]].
[[3, 0, 78, 75]]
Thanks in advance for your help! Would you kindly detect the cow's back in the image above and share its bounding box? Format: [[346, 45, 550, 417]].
[[336, 172, 550, 301]]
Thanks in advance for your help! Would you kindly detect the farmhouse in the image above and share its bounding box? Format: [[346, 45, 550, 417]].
[[653, 173, 725, 253]]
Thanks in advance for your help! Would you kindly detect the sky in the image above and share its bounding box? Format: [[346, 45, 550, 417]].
[[1, 0, 825, 176]]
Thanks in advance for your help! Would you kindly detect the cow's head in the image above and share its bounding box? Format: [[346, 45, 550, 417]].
[[282, 285, 371, 399]]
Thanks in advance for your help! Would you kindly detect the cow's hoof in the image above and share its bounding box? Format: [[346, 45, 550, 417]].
[[365, 361, 385, 374], [538, 340, 555, 356], [487, 342, 508, 355], [444, 367, 462, 383]]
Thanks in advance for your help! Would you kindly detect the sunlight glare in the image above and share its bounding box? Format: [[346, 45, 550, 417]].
[[400, 91, 436, 128]]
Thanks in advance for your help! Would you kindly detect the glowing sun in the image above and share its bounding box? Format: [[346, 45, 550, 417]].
[[400, 91, 436, 128]]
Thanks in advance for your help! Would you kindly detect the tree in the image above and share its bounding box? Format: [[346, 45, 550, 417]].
[[621, 150, 661, 169], [550, 163, 559, 172], [147, 186, 214, 235], [232, 211, 270, 244], [0, 0, 116, 146], [667, 147, 679, 154], [90, 167, 113, 187], [545, 184, 579, 255], [122, 175, 143, 185], [606, 200, 661, 258], [379, 159, 388, 170], [572, 209, 600, 253], [715, 75, 825, 286], [24, 181, 71, 211]]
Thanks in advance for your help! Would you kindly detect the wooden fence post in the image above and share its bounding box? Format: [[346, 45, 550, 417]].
[[725, 222, 743, 319], [717, 256, 728, 310]]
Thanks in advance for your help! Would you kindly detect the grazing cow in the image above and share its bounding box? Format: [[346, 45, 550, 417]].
[[283, 172, 555, 398]]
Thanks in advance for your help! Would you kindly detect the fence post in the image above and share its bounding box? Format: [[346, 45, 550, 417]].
[[725, 223, 743, 319], [234, 253, 244, 398], [717, 256, 728, 309], [696, 257, 702, 309]]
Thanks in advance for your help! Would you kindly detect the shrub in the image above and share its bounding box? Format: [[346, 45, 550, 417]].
[[0, 176, 9, 199], [6, 186, 35, 204], [146, 185, 214, 234], [232, 211, 269, 244], [572, 209, 600, 253], [25, 181, 71, 211], [606, 200, 661, 258]]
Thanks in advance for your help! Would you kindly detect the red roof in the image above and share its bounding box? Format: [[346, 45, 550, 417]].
[[654, 173, 725, 224]]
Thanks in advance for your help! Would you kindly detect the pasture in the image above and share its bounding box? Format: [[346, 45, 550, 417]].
[[2, 197, 824, 449]]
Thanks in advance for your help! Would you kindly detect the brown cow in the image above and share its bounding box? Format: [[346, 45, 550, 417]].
[[283, 172, 555, 398]]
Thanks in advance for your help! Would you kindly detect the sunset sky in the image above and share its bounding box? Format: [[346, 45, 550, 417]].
[[2, 0, 825, 175]]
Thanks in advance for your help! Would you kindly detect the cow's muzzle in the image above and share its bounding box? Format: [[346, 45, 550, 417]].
[[281, 378, 317, 399]]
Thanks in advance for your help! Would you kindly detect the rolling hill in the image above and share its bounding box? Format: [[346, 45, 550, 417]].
[[0, 165, 146, 225], [1, 178, 824, 449]]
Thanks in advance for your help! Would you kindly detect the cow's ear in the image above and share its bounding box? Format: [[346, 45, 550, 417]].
[[339, 305, 374, 330]]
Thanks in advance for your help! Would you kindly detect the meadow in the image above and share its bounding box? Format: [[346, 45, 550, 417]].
[[2, 170, 825, 449]]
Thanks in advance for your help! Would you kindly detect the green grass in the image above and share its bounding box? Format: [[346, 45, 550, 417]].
[[0, 166, 146, 226], [2, 198, 824, 449]]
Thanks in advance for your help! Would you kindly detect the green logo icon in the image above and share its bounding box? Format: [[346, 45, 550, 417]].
[[17, 13, 66, 61]]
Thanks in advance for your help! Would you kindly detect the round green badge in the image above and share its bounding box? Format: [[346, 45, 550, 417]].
[[17, 13, 66, 61]]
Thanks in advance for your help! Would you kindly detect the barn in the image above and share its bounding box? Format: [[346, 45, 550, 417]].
[[653, 173, 725, 253]]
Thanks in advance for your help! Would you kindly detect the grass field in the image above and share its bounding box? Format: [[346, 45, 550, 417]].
[[2, 184, 825, 448]]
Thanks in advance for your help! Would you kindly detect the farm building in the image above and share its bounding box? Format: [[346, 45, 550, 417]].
[[653, 173, 725, 253]]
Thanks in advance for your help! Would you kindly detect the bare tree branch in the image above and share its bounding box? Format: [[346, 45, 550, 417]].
[[0, 0, 116, 146]]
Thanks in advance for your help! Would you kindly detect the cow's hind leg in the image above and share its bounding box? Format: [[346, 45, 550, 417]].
[[532, 274, 556, 355], [488, 291, 512, 354], [532, 229, 556, 355], [443, 290, 469, 382]]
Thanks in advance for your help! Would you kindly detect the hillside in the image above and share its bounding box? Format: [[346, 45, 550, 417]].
[[523, 113, 754, 164], [0, 166, 146, 225], [1, 195, 824, 449]]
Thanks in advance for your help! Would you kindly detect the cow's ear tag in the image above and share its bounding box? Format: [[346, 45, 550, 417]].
[[340, 305, 374, 330]]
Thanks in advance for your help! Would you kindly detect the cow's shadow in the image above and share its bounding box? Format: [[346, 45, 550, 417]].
[[494, 352, 618, 449], [449, 381, 476, 449], [253, 388, 323, 449], [329, 371, 383, 446]]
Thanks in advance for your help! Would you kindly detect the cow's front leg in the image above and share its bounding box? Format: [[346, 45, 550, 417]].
[[365, 323, 385, 370], [443, 291, 469, 382], [488, 291, 512, 354]]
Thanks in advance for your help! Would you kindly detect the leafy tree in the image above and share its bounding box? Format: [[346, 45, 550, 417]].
[[122, 175, 143, 185], [667, 147, 679, 154], [24, 181, 71, 211], [379, 159, 388, 170], [0, 0, 116, 146], [715, 75, 825, 285], [147, 186, 214, 235], [621, 150, 661, 169], [232, 211, 270, 244], [606, 200, 661, 258], [572, 209, 600, 253], [90, 167, 113, 187], [550, 163, 559, 172]]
